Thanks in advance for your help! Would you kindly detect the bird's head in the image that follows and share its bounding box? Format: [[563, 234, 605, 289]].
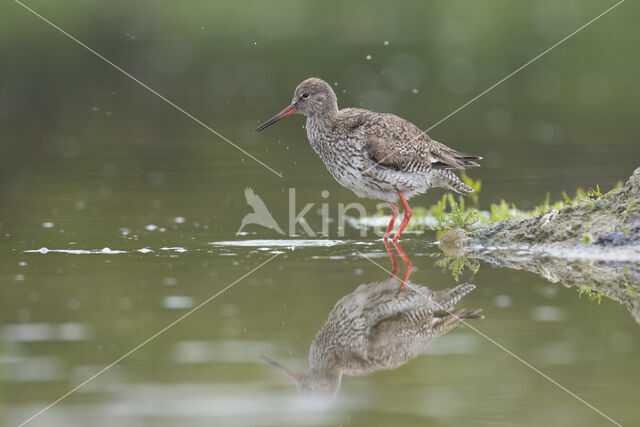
[[256, 77, 338, 132], [259, 355, 341, 398]]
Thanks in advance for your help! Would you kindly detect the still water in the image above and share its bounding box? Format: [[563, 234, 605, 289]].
[[2, 1, 640, 426], [3, 224, 639, 426]]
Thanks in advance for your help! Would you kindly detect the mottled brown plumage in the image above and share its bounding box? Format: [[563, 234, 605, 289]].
[[260, 278, 482, 397], [257, 77, 482, 240]]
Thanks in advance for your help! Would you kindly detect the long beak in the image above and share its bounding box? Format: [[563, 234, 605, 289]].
[[255, 103, 296, 132], [259, 355, 301, 381]]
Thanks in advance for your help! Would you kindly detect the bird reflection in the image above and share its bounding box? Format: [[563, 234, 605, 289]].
[[261, 247, 483, 397]]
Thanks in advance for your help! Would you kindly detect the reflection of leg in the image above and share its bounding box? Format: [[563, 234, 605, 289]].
[[392, 191, 412, 242], [392, 240, 413, 291], [383, 238, 400, 277], [383, 202, 399, 240], [236, 218, 248, 234]]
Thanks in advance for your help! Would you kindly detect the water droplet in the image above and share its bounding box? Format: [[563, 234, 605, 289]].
[[99, 185, 111, 198], [148, 171, 164, 186], [163, 277, 177, 286], [494, 295, 512, 308], [411, 88, 419, 94], [119, 297, 132, 309], [365, 55, 372, 61], [145, 224, 158, 231], [163, 295, 194, 309], [383, 40, 389, 46], [174, 216, 185, 224], [68, 297, 82, 310]]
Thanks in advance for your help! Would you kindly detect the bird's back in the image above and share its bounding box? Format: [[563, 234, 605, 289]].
[[305, 107, 480, 200], [308, 280, 480, 375], [336, 108, 479, 171]]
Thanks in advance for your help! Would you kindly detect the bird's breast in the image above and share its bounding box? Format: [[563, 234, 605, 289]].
[[306, 121, 364, 175]]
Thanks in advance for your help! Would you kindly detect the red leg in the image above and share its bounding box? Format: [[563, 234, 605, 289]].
[[391, 240, 413, 291], [383, 238, 400, 277], [383, 202, 399, 240], [392, 191, 412, 242]]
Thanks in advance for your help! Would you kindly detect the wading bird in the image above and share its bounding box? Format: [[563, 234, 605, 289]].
[[260, 277, 482, 397], [256, 77, 481, 241]]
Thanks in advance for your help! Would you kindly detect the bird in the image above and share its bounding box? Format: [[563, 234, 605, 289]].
[[260, 278, 482, 397], [236, 187, 285, 235], [256, 77, 481, 241]]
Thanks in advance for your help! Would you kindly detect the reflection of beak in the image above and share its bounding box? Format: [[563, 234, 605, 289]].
[[255, 103, 296, 132], [259, 355, 301, 381]]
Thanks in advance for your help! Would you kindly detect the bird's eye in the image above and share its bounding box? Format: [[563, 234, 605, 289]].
[[301, 92, 310, 99]]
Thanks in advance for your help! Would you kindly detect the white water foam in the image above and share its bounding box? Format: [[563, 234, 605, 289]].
[[24, 247, 129, 255], [210, 239, 353, 248]]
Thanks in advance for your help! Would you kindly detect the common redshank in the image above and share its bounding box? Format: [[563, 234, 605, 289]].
[[256, 77, 481, 241], [260, 278, 482, 397]]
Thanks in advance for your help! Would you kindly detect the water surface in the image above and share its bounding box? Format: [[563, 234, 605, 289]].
[[2, 1, 640, 426]]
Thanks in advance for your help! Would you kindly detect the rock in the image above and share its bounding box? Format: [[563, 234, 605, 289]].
[[466, 167, 640, 249], [442, 167, 640, 324], [595, 219, 640, 247]]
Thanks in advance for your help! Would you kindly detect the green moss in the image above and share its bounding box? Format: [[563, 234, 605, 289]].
[[430, 194, 480, 239], [562, 191, 575, 206], [431, 252, 480, 282], [578, 286, 604, 304], [405, 175, 612, 235], [576, 185, 603, 202], [623, 201, 637, 221], [460, 171, 481, 207], [370, 173, 617, 237]]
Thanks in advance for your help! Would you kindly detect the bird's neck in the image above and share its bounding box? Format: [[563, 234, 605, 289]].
[[306, 110, 337, 141], [306, 365, 343, 387]]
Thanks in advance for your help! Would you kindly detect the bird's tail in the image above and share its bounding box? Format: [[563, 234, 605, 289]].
[[454, 308, 484, 320], [434, 283, 476, 308], [431, 308, 484, 334], [433, 169, 475, 194], [454, 156, 482, 168]]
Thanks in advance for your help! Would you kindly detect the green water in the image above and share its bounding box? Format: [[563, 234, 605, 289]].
[[2, 1, 640, 426]]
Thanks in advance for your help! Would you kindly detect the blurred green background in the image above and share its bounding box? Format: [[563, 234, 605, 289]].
[[2, 0, 640, 231], [1, 1, 639, 426]]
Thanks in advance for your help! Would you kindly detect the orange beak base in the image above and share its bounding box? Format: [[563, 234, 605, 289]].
[[255, 104, 296, 132]]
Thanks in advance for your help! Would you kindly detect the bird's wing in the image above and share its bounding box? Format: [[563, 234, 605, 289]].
[[244, 187, 268, 212], [244, 187, 255, 200], [342, 109, 480, 171], [430, 308, 483, 335]]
